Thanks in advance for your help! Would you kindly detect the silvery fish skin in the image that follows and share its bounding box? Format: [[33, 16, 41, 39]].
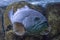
[[8, 5, 50, 35]]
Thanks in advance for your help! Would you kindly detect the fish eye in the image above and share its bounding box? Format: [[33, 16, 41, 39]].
[[34, 17, 40, 21]]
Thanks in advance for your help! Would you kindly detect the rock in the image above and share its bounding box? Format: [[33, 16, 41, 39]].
[[46, 2, 60, 40]]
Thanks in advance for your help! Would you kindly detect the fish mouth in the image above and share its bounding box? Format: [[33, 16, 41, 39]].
[[14, 31, 25, 36], [13, 23, 26, 36], [13, 28, 26, 36]]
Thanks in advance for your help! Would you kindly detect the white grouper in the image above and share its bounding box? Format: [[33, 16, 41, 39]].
[[8, 5, 50, 36]]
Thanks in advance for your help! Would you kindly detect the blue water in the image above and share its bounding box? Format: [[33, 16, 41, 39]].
[[0, 0, 60, 7]]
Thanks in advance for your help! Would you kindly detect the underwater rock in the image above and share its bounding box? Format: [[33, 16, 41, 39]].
[[46, 2, 60, 39]]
